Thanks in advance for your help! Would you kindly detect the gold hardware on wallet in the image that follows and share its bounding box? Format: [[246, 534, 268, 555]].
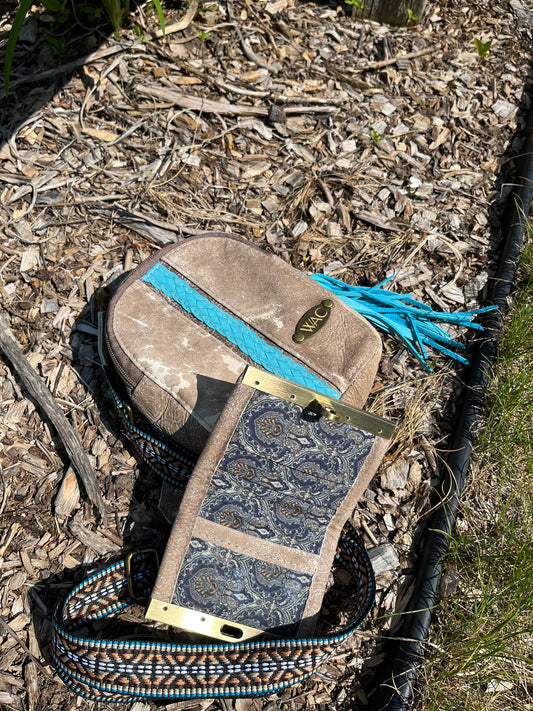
[[146, 366, 394, 642]]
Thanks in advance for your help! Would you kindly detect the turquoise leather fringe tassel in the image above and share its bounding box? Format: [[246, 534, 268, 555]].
[[311, 274, 497, 370]]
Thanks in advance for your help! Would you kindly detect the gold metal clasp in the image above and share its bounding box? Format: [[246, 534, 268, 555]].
[[308, 399, 340, 422], [145, 599, 272, 641], [125, 548, 160, 601], [121, 402, 135, 426]]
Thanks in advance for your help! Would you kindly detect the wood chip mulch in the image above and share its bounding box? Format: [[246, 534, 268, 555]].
[[0, 0, 532, 709]]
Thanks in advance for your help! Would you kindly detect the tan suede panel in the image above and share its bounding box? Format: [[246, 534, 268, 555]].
[[162, 235, 381, 406], [192, 518, 319, 576], [130, 376, 168, 425], [113, 279, 245, 438]]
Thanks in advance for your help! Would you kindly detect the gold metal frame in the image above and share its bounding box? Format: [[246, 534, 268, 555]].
[[146, 599, 270, 642], [243, 366, 395, 439]]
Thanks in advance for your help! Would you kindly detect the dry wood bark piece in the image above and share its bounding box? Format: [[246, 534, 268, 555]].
[[0, 314, 107, 525], [90, 207, 199, 243], [138, 84, 269, 116], [0, 617, 50, 678], [54, 466, 80, 517], [24, 661, 39, 711], [137, 85, 336, 117], [354, 46, 439, 71], [68, 515, 120, 555], [149, 0, 199, 38], [354, 209, 401, 232]]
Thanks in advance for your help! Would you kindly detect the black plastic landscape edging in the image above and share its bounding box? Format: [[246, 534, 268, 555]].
[[367, 104, 533, 711]]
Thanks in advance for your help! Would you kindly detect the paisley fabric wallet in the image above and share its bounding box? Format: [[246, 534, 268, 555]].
[[146, 366, 394, 641]]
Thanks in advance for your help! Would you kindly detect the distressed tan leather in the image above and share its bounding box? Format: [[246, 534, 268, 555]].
[[106, 232, 382, 453]]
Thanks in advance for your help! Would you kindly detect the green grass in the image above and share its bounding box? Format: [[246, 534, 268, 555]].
[[417, 238, 533, 711]]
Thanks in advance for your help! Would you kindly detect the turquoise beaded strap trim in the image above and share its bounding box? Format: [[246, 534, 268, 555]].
[[142, 263, 339, 399]]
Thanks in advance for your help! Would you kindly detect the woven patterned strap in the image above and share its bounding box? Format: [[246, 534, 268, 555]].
[[108, 379, 197, 489], [52, 524, 374, 702], [142, 263, 339, 398]]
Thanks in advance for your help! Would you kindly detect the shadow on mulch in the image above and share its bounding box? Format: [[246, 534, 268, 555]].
[[0, 0, 179, 151]]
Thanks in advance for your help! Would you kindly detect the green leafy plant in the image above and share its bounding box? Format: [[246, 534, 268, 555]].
[[193, 2, 216, 21], [371, 128, 382, 144], [406, 7, 417, 23], [196, 29, 211, 41], [99, 0, 130, 31], [474, 37, 492, 59], [345, 0, 364, 9], [79, 4, 104, 21], [135, 24, 148, 43], [44, 34, 66, 56], [148, 0, 166, 37]]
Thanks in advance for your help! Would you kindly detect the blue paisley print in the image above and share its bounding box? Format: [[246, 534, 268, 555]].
[[199, 391, 375, 553], [172, 537, 311, 633]]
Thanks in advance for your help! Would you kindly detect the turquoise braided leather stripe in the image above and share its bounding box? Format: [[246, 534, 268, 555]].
[[142, 263, 339, 399]]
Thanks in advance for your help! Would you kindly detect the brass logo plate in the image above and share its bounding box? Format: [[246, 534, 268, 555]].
[[292, 299, 333, 343]]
